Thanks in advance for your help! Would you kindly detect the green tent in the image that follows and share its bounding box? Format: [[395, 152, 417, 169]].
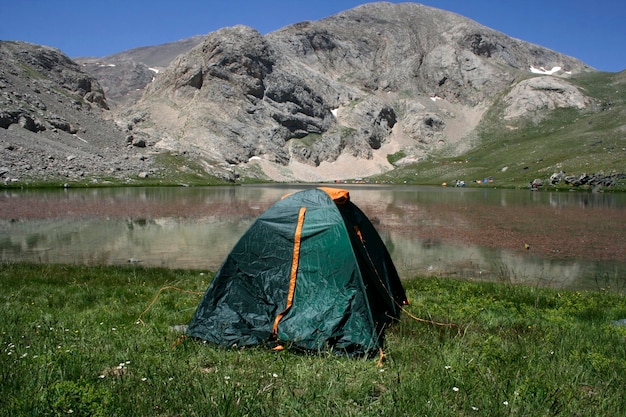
[[187, 187, 408, 355]]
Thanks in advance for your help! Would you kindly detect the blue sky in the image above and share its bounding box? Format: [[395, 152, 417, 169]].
[[1, 0, 624, 72]]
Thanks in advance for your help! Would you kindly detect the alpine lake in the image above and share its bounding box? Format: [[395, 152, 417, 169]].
[[1, 184, 624, 292]]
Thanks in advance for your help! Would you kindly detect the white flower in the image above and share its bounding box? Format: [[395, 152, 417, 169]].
[[472, 406, 479, 411], [99, 375, 106, 379], [444, 365, 451, 370], [503, 401, 509, 406], [452, 387, 459, 392], [271, 373, 278, 378], [141, 377, 147, 382]]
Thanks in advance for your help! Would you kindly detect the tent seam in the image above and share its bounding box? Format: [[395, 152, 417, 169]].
[[272, 206, 306, 339]]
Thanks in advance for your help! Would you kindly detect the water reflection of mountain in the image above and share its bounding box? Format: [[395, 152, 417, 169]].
[[381, 230, 588, 290], [1, 185, 624, 291]]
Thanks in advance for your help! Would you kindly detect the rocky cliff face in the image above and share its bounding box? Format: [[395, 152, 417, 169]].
[[1, 3, 596, 184], [124, 2, 592, 181], [0, 41, 151, 183], [74, 35, 205, 109]]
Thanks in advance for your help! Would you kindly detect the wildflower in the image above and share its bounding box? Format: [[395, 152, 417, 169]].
[[99, 375, 106, 379], [453, 387, 459, 392], [272, 373, 278, 378], [444, 365, 451, 370], [20, 353, 28, 359], [503, 401, 509, 406], [472, 406, 479, 411], [141, 377, 147, 382], [224, 376, 231, 380]]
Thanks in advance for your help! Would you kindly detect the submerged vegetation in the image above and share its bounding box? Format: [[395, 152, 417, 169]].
[[1, 263, 625, 416]]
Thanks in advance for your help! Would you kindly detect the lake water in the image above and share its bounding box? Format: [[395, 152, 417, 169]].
[[1, 184, 624, 291]]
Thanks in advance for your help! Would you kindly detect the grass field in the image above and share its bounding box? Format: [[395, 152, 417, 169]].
[[1, 263, 625, 416]]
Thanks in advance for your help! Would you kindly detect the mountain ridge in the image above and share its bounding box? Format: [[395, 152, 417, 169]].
[[1, 2, 623, 187]]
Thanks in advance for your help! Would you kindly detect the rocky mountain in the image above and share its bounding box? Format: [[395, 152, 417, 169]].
[[0, 41, 159, 184], [74, 36, 205, 109], [122, 2, 593, 181], [1, 2, 608, 185]]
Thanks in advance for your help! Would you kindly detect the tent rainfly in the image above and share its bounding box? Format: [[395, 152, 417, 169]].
[[187, 187, 408, 355]]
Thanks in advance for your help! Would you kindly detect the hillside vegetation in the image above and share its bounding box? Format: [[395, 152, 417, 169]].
[[376, 71, 626, 189]]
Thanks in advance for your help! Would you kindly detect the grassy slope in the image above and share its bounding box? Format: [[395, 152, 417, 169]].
[[1, 263, 625, 416], [377, 71, 626, 189]]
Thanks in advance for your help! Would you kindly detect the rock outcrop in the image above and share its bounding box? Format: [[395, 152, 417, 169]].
[[74, 35, 205, 109], [503, 76, 589, 121], [124, 3, 592, 181], [0, 41, 149, 183]]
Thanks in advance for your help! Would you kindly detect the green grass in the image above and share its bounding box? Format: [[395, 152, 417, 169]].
[[1, 263, 625, 416]]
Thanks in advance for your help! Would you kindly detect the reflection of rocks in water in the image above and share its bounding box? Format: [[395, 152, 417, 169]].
[[421, 238, 443, 248], [126, 218, 154, 229], [2, 186, 623, 291], [387, 232, 593, 289], [442, 259, 484, 279]]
